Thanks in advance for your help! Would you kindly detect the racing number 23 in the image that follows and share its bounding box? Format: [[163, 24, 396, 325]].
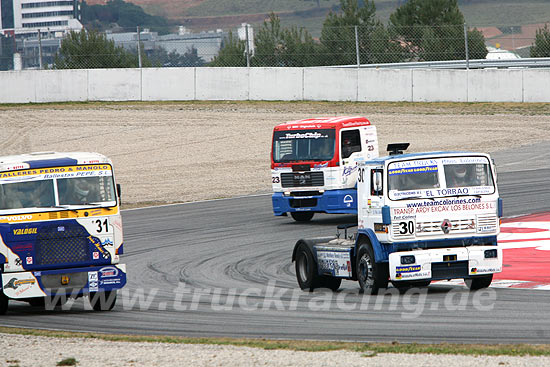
[[399, 221, 414, 235], [95, 219, 109, 233]]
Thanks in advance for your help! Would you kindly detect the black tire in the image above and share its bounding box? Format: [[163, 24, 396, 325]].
[[465, 274, 493, 290], [290, 212, 314, 222], [357, 241, 388, 295], [319, 276, 342, 292], [0, 292, 8, 315], [89, 290, 117, 311], [295, 243, 320, 291]]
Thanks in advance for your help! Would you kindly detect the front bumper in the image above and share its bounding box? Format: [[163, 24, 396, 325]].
[[1, 264, 126, 299], [272, 189, 357, 216], [389, 247, 502, 282]]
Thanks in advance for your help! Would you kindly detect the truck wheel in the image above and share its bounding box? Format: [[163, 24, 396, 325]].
[[295, 243, 320, 291], [0, 292, 8, 315], [465, 274, 493, 290], [357, 242, 388, 295], [319, 276, 342, 292], [89, 290, 117, 311], [291, 212, 314, 222]]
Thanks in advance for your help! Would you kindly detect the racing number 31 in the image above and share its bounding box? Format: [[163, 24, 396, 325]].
[[95, 219, 109, 233], [399, 221, 414, 235]]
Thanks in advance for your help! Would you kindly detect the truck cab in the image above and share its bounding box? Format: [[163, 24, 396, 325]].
[[271, 116, 378, 221], [292, 144, 503, 293], [0, 152, 126, 313]]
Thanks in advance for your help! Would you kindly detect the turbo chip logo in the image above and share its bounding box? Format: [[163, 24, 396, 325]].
[[4, 278, 36, 290], [441, 219, 451, 234]]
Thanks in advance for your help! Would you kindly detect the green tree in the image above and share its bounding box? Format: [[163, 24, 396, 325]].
[[252, 12, 319, 66], [320, 0, 405, 65], [54, 30, 141, 69], [81, 0, 171, 33], [209, 31, 247, 67], [0, 34, 14, 71], [389, 0, 487, 61], [147, 46, 205, 67], [530, 24, 550, 57]]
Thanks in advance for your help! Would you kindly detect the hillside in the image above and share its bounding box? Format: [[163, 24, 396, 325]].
[[83, 0, 550, 36]]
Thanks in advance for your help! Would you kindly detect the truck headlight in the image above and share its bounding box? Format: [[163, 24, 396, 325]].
[[401, 255, 416, 264], [484, 249, 498, 259]]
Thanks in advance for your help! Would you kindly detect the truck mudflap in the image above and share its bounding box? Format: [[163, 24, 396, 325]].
[[389, 247, 502, 282], [314, 243, 354, 278], [1, 264, 126, 299]]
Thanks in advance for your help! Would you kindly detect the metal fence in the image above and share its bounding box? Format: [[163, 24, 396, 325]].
[[1, 23, 549, 70]]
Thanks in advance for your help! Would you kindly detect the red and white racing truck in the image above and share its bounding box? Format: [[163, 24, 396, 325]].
[[271, 116, 378, 221]]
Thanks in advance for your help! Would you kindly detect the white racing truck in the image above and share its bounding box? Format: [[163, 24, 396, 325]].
[[292, 144, 503, 293]]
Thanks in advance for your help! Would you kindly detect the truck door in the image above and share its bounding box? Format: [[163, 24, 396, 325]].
[[340, 129, 361, 165], [340, 129, 362, 186]]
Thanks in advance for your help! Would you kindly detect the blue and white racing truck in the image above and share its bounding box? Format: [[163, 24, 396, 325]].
[[0, 152, 126, 313], [292, 144, 503, 293]]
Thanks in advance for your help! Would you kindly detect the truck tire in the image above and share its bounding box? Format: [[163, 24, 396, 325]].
[[319, 276, 342, 292], [357, 241, 388, 295], [465, 274, 493, 290], [291, 212, 314, 222], [295, 243, 320, 291], [89, 290, 117, 311], [0, 292, 8, 315]]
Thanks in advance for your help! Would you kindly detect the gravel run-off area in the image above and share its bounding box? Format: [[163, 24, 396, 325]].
[[1, 101, 549, 366], [1, 102, 549, 206]]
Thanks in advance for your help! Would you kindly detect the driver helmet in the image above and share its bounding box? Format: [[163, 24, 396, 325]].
[[74, 179, 90, 198], [454, 165, 467, 178]]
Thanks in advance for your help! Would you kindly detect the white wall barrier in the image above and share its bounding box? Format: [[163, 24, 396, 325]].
[[2, 67, 550, 103]]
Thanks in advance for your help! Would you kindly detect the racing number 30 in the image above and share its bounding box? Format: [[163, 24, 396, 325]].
[[399, 221, 414, 235]]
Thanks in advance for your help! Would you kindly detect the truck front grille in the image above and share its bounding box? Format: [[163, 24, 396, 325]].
[[281, 172, 324, 188], [290, 198, 317, 208], [415, 218, 476, 236], [476, 214, 498, 233], [35, 224, 89, 266]]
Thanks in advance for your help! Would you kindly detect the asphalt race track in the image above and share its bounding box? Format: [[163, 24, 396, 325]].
[[1, 143, 550, 343]]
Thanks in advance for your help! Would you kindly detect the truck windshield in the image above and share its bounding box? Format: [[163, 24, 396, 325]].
[[0, 166, 116, 211], [388, 156, 495, 200], [273, 129, 335, 162]]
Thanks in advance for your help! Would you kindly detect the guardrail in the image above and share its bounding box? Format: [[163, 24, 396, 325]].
[[333, 57, 550, 69]]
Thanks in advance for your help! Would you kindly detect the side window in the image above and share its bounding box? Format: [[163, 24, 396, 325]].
[[341, 130, 361, 159], [371, 169, 383, 196]]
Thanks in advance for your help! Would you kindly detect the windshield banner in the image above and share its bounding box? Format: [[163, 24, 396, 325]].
[[278, 132, 330, 140], [0, 165, 113, 183]]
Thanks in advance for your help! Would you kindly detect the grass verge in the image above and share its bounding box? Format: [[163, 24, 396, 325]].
[[0, 326, 549, 356]]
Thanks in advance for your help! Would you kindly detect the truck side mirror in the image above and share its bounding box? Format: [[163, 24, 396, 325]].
[[116, 184, 122, 204], [373, 171, 382, 194]]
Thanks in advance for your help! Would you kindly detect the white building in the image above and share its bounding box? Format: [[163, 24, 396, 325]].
[[0, 0, 82, 35]]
